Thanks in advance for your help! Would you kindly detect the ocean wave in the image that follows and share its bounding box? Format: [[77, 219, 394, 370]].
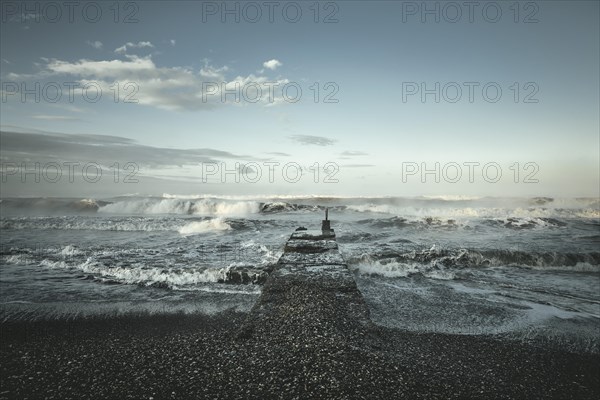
[[259, 202, 322, 214], [348, 204, 599, 220], [0, 198, 107, 213], [483, 217, 568, 230], [2, 195, 597, 219], [38, 257, 268, 288], [0, 215, 250, 233], [178, 218, 231, 235], [2, 244, 275, 287], [357, 216, 463, 229], [346, 246, 600, 274], [99, 198, 260, 216], [351, 257, 456, 280], [0, 216, 189, 231]]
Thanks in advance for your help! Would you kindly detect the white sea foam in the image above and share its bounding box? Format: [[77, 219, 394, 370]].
[[173, 286, 261, 294], [353, 260, 417, 278], [99, 198, 259, 216], [40, 257, 236, 286], [60, 245, 82, 257], [420, 195, 483, 201], [178, 218, 232, 235], [351, 253, 458, 280], [348, 204, 599, 220], [527, 262, 600, 273], [0, 216, 181, 232], [3, 254, 35, 265]]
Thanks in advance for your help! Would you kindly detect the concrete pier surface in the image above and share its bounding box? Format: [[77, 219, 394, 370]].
[[239, 227, 374, 344]]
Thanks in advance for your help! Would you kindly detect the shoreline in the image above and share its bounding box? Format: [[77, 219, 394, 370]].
[[1, 311, 598, 399]]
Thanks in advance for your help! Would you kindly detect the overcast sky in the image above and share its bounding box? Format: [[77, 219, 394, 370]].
[[1, 1, 598, 198]]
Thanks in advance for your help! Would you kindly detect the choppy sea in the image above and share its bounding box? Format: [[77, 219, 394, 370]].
[[1, 195, 598, 352]]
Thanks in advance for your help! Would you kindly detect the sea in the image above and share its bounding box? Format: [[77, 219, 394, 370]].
[[1, 195, 599, 352]]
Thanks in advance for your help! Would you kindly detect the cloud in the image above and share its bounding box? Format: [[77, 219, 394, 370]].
[[114, 41, 155, 54], [0, 128, 274, 197], [11, 56, 290, 111], [86, 40, 103, 49], [263, 59, 282, 70], [9, 13, 41, 22], [170, 39, 176, 46], [0, 129, 258, 170], [340, 151, 368, 156], [31, 115, 82, 121], [265, 152, 291, 157], [289, 135, 337, 146], [45, 56, 157, 79], [48, 104, 88, 114], [200, 65, 229, 80]]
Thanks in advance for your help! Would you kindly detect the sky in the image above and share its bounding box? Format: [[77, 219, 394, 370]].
[[0, 0, 598, 198]]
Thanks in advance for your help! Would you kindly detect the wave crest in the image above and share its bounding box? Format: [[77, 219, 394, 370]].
[[178, 218, 231, 235], [99, 198, 260, 216]]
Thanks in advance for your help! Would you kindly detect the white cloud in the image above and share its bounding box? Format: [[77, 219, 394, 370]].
[[289, 135, 337, 146], [263, 59, 282, 70], [86, 40, 103, 49], [46, 56, 157, 79], [31, 115, 81, 121], [200, 65, 229, 80], [341, 151, 368, 156], [170, 39, 176, 46], [114, 41, 155, 54], [21, 56, 290, 111]]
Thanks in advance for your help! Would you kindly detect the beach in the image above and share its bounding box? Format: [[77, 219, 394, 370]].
[[1, 311, 598, 399]]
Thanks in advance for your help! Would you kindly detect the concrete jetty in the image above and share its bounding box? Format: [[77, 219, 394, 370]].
[[238, 214, 373, 342]]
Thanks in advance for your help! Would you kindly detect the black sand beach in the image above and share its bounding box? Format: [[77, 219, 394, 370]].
[[1, 311, 598, 400]]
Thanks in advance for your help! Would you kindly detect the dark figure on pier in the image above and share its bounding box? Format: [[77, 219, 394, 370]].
[[321, 207, 331, 233]]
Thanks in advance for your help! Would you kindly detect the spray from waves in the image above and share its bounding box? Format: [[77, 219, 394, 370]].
[[351, 258, 456, 280], [355, 215, 576, 230], [0, 215, 254, 233], [348, 204, 599, 220], [178, 218, 231, 235], [98, 198, 260, 216]]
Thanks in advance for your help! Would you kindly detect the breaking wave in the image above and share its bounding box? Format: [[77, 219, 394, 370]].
[[2, 196, 597, 220], [0, 216, 245, 232], [34, 258, 268, 288], [348, 205, 599, 220], [347, 246, 600, 280], [178, 218, 232, 235], [99, 198, 260, 216]]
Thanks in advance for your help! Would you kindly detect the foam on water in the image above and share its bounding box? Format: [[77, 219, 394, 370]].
[[98, 198, 260, 216], [352, 259, 456, 280], [38, 257, 252, 288], [178, 218, 232, 235], [348, 205, 599, 220]]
